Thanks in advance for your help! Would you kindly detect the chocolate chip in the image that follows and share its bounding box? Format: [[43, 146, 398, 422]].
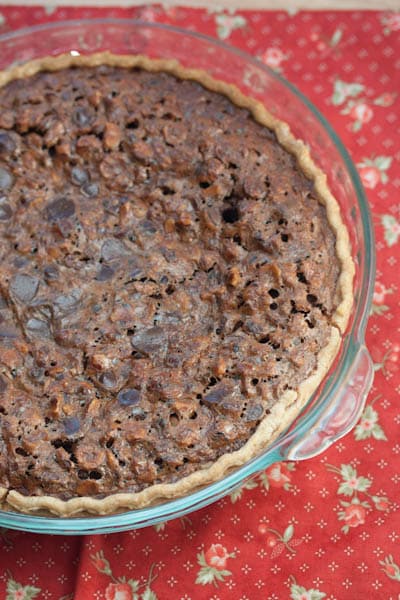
[[140, 219, 157, 234], [47, 197, 75, 221], [0, 375, 8, 393], [71, 166, 89, 185], [54, 289, 81, 316], [101, 239, 129, 262], [10, 274, 40, 303], [131, 406, 147, 420], [0, 166, 13, 190], [0, 131, 16, 155], [43, 264, 59, 281], [203, 385, 227, 405], [244, 404, 264, 421], [73, 107, 93, 129], [128, 267, 143, 279], [117, 388, 140, 406], [82, 182, 99, 198], [99, 371, 117, 389], [29, 367, 45, 380], [63, 416, 81, 435], [0, 200, 12, 221], [130, 326, 167, 357], [25, 318, 51, 338], [0, 325, 18, 338], [95, 265, 115, 281]]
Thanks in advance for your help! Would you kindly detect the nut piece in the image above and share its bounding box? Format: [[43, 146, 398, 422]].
[[104, 122, 122, 151], [76, 135, 103, 161], [227, 267, 241, 287], [177, 212, 192, 227], [213, 358, 227, 378], [91, 354, 113, 370], [164, 217, 175, 233], [0, 110, 15, 129], [44, 121, 65, 148], [88, 90, 102, 108], [131, 141, 153, 162]]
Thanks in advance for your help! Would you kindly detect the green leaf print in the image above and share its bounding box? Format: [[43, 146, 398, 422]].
[[356, 477, 372, 492], [330, 28, 343, 47], [370, 425, 387, 440], [338, 481, 356, 496], [196, 566, 232, 585], [309, 592, 327, 600], [215, 14, 247, 41], [195, 568, 219, 586], [338, 474, 371, 496], [6, 579, 41, 600], [332, 79, 364, 106], [230, 478, 258, 502], [290, 583, 326, 600], [380, 555, 400, 581], [354, 405, 387, 441], [375, 156, 392, 170], [381, 214, 400, 247], [373, 92, 396, 106], [229, 488, 243, 503], [340, 464, 357, 480], [258, 471, 270, 489], [283, 524, 294, 542], [371, 304, 390, 316], [128, 579, 140, 593], [141, 589, 158, 600], [197, 552, 207, 568]]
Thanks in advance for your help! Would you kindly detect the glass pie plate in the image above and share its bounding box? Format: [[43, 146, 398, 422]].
[[0, 20, 375, 534]]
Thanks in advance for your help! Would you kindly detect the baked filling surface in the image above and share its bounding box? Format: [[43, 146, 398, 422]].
[[0, 55, 353, 515]]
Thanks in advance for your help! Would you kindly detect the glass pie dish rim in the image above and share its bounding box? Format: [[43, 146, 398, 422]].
[[0, 19, 375, 534]]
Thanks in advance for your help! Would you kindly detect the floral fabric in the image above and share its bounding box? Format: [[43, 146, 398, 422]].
[[0, 6, 399, 600]]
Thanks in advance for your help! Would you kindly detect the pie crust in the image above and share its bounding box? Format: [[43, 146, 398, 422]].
[[0, 53, 354, 516]]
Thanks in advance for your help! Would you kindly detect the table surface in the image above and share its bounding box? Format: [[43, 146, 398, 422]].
[[0, 6, 399, 600]]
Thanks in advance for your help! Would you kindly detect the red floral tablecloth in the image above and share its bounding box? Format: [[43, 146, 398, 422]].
[[0, 5, 399, 600]]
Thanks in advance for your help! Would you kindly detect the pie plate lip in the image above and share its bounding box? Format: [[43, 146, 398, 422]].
[[0, 19, 375, 534]]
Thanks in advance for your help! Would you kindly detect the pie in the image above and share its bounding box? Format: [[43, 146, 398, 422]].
[[0, 53, 353, 516]]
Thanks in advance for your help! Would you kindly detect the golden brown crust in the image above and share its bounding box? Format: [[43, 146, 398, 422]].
[[0, 53, 354, 516]]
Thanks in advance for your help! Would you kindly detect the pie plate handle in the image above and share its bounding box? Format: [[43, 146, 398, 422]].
[[285, 345, 374, 461]]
